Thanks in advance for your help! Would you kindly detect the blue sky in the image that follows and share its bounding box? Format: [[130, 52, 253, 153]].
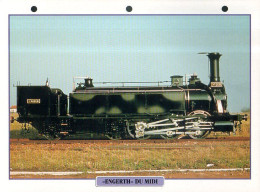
[[10, 15, 250, 112]]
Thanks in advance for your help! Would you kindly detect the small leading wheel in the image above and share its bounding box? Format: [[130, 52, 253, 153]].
[[126, 120, 150, 140], [187, 110, 212, 139]]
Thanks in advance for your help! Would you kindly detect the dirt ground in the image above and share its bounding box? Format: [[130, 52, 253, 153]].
[[10, 170, 250, 179]]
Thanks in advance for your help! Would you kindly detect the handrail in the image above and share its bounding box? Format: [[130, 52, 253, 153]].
[[93, 81, 170, 84]]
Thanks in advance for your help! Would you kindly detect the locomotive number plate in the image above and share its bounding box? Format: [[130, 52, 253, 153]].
[[210, 82, 222, 87], [27, 99, 41, 104]]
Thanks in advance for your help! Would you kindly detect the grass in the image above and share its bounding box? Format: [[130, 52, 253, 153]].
[[10, 141, 250, 172], [237, 112, 250, 137], [10, 113, 45, 139]]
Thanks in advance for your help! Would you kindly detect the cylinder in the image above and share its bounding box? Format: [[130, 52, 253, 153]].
[[207, 52, 222, 82]]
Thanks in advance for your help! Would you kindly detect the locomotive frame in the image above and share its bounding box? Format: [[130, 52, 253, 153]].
[[14, 52, 247, 140]]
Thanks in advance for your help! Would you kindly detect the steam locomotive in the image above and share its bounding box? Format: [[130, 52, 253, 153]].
[[14, 53, 247, 140]]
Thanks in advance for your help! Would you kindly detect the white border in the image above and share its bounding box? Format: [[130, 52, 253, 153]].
[[1, 1, 260, 192]]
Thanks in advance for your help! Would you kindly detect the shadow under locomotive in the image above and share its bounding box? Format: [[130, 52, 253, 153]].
[[12, 53, 247, 140]]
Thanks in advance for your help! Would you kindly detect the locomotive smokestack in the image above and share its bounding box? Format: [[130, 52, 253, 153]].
[[207, 52, 222, 82]]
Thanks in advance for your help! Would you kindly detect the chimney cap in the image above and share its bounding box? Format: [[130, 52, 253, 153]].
[[207, 52, 222, 57]]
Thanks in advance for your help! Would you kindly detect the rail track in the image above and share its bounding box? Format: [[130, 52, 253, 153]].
[[10, 136, 250, 145]]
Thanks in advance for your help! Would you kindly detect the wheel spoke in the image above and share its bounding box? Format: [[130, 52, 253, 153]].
[[187, 110, 212, 139], [126, 120, 150, 140]]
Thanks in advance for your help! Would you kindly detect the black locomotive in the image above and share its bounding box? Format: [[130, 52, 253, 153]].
[[14, 53, 247, 140]]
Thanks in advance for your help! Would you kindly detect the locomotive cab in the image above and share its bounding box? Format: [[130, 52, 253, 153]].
[[17, 86, 67, 121]]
